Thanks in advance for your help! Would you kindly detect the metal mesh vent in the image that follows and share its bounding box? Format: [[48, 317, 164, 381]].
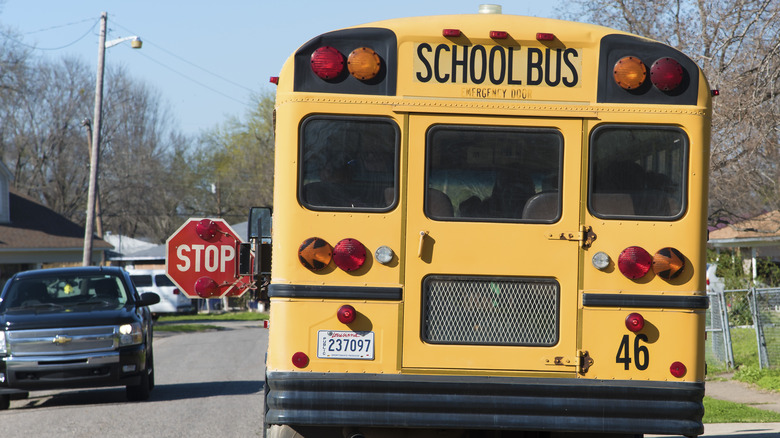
[[422, 276, 559, 346]]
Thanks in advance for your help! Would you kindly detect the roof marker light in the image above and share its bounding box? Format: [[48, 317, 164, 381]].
[[490, 31, 509, 39], [536, 33, 555, 41], [613, 56, 647, 90], [443, 29, 462, 37], [269, 76, 279, 85]]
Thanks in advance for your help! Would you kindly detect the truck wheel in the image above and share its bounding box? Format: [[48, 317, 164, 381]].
[[127, 348, 154, 401], [0, 394, 9, 410]]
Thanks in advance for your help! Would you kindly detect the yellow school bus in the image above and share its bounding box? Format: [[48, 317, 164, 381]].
[[253, 5, 711, 438]]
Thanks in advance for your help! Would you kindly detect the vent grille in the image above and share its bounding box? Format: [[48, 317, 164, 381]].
[[422, 276, 559, 346]]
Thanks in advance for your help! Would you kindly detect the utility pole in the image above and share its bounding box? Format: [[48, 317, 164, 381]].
[[83, 12, 107, 266]]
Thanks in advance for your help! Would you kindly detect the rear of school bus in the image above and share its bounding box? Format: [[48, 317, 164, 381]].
[[263, 9, 710, 438]]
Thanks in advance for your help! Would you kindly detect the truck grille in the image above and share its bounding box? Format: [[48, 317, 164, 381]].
[[422, 276, 559, 346], [7, 326, 117, 356]]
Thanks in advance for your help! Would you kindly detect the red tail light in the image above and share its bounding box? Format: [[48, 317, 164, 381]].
[[333, 238, 367, 272], [618, 246, 653, 279], [625, 313, 645, 332], [311, 46, 344, 80], [650, 57, 683, 91], [292, 352, 309, 368], [337, 305, 357, 324], [670, 361, 687, 378], [173, 288, 180, 295]]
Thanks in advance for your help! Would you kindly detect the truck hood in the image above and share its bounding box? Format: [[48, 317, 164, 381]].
[[0, 306, 139, 330]]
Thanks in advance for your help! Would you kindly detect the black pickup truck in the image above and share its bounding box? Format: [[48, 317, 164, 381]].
[[0, 266, 159, 409]]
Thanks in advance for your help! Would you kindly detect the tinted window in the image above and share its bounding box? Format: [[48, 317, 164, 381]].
[[1, 274, 129, 310], [155, 274, 174, 287], [589, 126, 687, 219], [299, 116, 398, 211], [426, 125, 562, 222], [130, 275, 153, 287]]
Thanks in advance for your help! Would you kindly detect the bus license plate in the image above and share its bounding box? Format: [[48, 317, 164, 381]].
[[317, 330, 374, 360]]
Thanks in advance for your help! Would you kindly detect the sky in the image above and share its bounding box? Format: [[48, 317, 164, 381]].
[[1, 1, 560, 137]]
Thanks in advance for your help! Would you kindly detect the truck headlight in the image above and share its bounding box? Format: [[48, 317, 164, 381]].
[[118, 323, 143, 346]]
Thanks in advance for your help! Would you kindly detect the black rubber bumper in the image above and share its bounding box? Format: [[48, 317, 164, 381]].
[[265, 372, 704, 436]]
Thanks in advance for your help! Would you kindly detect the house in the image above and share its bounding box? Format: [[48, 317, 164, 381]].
[[708, 210, 780, 282], [0, 162, 112, 282]]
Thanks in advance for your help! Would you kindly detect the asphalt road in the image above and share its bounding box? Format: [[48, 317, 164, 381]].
[[3, 321, 779, 438], [0, 320, 267, 438]]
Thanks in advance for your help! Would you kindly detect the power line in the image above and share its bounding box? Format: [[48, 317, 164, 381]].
[[111, 19, 255, 94], [0, 18, 99, 51]]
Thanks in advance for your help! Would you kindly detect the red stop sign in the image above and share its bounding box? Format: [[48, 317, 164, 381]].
[[166, 218, 250, 298]]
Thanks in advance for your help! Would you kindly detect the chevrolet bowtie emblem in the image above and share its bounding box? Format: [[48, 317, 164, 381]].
[[53, 335, 73, 345]]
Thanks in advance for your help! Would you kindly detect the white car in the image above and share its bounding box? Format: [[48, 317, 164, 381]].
[[706, 263, 725, 294], [126, 269, 195, 319]]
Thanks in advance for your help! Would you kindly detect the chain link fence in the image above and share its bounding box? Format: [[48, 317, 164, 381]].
[[706, 287, 780, 369]]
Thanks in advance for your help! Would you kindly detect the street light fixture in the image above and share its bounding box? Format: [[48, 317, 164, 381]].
[[82, 12, 142, 266]]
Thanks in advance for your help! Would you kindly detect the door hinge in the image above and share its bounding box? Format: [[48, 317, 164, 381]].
[[547, 225, 597, 249], [578, 350, 594, 374]]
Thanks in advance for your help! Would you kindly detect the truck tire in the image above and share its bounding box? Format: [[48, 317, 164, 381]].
[[0, 394, 9, 410]]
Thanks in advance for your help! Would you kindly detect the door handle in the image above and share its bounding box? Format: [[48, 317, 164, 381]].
[[418, 231, 429, 258]]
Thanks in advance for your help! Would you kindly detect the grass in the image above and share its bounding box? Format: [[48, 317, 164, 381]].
[[154, 311, 268, 333], [704, 397, 780, 423]]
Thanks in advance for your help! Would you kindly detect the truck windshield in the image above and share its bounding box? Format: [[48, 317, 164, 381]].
[[0, 274, 129, 311]]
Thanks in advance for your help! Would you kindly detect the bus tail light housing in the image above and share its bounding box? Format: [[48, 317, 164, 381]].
[[311, 46, 344, 80], [333, 238, 367, 272], [618, 246, 653, 279]]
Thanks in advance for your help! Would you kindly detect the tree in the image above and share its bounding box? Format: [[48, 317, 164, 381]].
[[558, 0, 780, 224], [188, 91, 275, 225]]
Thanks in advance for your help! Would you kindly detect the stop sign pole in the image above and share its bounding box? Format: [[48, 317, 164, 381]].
[[166, 218, 253, 299]]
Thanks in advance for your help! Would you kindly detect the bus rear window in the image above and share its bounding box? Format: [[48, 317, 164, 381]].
[[426, 125, 562, 222], [589, 126, 687, 219], [299, 116, 398, 211]]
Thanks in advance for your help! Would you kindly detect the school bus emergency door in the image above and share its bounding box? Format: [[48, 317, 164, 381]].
[[403, 114, 584, 374]]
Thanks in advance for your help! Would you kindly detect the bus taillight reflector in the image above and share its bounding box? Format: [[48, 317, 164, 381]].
[[347, 47, 381, 80], [652, 247, 685, 279], [333, 238, 367, 272], [337, 305, 357, 324], [625, 313, 645, 332], [613, 56, 646, 90], [650, 57, 684, 91], [618, 246, 653, 279], [670, 361, 687, 378], [292, 352, 309, 368], [311, 46, 344, 80]]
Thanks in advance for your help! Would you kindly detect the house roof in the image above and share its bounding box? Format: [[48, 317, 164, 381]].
[[0, 189, 112, 251], [709, 210, 780, 247]]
